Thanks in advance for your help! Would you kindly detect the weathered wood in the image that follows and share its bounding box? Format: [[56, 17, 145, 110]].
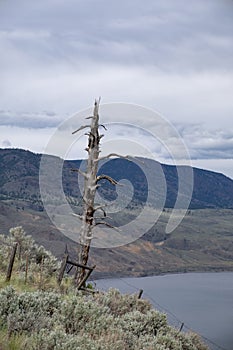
[[80, 286, 98, 294], [72, 99, 121, 286], [72, 124, 90, 135], [66, 264, 74, 274], [6, 243, 18, 282], [58, 254, 95, 286], [24, 253, 29, 284], [76, 100, 101, 285], [179, 322, 184, 332], [96, 174, 119, 185], [67, 259, 93, 271], [57, 254, 69, 285], [138, 289, 143, 299], [77, 264, 96, 290], [39, 257, 44, 290]]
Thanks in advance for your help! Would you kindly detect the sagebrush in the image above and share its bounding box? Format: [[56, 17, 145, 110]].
[[0, 286, 208, 350]]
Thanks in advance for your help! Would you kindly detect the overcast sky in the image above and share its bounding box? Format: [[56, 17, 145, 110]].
[[0, 0, 233, 178]]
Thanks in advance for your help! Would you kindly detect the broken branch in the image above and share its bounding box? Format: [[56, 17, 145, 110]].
[[71, 168, 88, 179], [94, 206, 107, 217], [94, 215, 112, 220], [71, 213, 83, 220], [94, 221, 121, 231], [93, 204, 108, 213], [72, 125, 90, 135], [99, 124, 107, 130], [96, 174, 119, 186]]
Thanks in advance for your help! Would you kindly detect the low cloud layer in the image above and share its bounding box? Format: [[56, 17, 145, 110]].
[[178, 125, 233, 160], [0, 0, 232, 178], [0, 110, 65, 129]]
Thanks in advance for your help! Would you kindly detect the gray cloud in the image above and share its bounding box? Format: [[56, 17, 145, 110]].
[[1, 0, 233, 70], [178, 124, 233, 159], [0, 0, 232, 178], [0, 110, 65, 128]]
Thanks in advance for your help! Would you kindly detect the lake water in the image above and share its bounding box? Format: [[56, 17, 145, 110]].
[[95, 272, 233, 350]]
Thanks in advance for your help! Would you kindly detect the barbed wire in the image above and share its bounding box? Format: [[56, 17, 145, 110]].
[[95, 276, 228, 350]]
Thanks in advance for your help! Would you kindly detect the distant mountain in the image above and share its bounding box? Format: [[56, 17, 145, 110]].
[[0, 148, 233, 210], [1, 148, 233, 277]]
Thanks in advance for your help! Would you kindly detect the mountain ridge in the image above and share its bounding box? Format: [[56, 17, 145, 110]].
[[1, 148, 233, 278], [0, 148, 233, 210]]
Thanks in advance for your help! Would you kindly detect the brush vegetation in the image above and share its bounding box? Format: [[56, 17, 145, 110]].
[[0, 227, 209, 350]]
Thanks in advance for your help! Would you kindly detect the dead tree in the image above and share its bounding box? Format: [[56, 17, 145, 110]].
[[73, 99, 102, 286], [72, 99, 131, 285], [72, 99, 107, 285], [72, 99, 132, 286]]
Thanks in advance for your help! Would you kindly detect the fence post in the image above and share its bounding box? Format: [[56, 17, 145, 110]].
[[6, 243, 18, 282], [77, 265, 96, 290], [179, 322, 184, 332], [138, 289, 143, 299], [24, 253, 29, 284], [57, 254, 69, 286]]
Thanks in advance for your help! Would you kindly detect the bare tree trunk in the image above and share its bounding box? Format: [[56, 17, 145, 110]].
[[75, 100, 101, 285], [73, 99, 121, 287]]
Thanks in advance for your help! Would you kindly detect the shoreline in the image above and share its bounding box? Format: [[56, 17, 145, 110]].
[[92, 266, 233, 281]]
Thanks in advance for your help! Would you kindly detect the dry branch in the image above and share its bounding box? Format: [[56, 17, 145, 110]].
[[96, 174, 119, 185], [72, 125, 90, 135], [93, 204, 108, 218], [71, 168, 88, 179], [94, 221, 120, 231], [99, 124, 107, 130], [71, 213, 83, 220], [94, 206, 107, 217]]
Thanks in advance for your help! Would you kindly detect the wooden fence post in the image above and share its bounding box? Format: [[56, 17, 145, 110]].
[[39, 257, 44, 290], [57, 254, 95, 290], [6, 243, 18, 282], [57, 254, 69, 286], [179, 322, 184, 332], [138, 289, 143, 299], [77, 265, 96, 290], [24, 253, 29, 284]]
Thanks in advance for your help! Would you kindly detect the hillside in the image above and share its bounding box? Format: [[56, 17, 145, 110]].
[[0, 227, 207, 350], [0, 148, 233, 278], [1, 201, 233, 278], [0, 229, 209, 350], [0, 285, 208, 350], [0, 148, 233, 210]]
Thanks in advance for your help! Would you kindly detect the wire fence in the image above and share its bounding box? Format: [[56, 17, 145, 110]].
[[94, 276, 228, 350]]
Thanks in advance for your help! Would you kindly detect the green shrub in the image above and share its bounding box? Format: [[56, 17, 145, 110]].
[[58, 294, 114, 335], [0, 254, 209, 350], [0, 286, 16, 326], [0, 227, 59, 285], [0, 287, 61, 335], [94, 288, 151, 316], [119, 309, 167, 337]]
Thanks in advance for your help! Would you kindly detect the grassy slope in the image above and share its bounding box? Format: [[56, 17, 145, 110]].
[[0, 201, 233, 278]]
